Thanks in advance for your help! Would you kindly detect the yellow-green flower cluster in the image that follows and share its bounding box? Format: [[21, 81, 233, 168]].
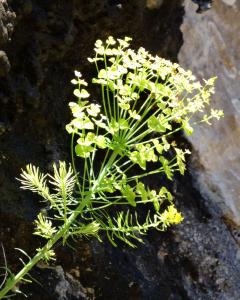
[[160, 205, 184, 229], [63, 36, 223, 244]]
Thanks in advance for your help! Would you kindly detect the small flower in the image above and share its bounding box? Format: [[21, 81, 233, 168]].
[[95, 39, 103, 48], [74, 70, 82, 77], [106, 36, 116, 45]]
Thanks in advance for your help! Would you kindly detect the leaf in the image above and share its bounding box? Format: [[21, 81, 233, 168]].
[[109, 118, 129, 134], [73, 89, 90, 99], [36, 248, 56, 262], [159, 187, 173, 201], [129, 151, 146, 170], [135, 144, 157, 163], [156, 101, 167, 111], [175, 148, 186, 175], [148, 116, 166, 133], [71, 221, 100, 237], [163, 108, 172, 116], [132, 73, 148, 91], [100, 176, 116, 193], [71, 79, 78, 85], [98, 69, 107, 79], [87, 104, 101, 117], [153, 139, 163, 154], [118, 101, 130, 110], [95, 135, 107, 148], [182, 119, 193, 135], [85, 132, 96, 144], [162, 137, 170, 151], [71, 117, 94, 130], [34, 213, 57, 239], [49, 161, 76, 197], [108, 80, 117, 92], [118, 118, 129, 130], [159, 156, 173, 180], [144, 146, 157, 162], [165, 165, 173, 180], [122, 185, 136, 207], [18, 164, 51, 203], [75, 144, 94, 158], [136, 182, 148, 201], [109, 118, 119, 134], [69, 102, 85, 118], [149, 190, 160, 212], [129, 110, 140, 120], [93, 117, 108, 130], [92, 78, 107, 85]]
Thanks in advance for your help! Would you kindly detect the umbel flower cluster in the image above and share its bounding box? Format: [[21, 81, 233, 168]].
[[0, 37, 223, 298]]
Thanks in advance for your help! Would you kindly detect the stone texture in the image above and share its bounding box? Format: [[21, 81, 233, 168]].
[[0, 0, 15, 47], [179, 0, 240, 225]]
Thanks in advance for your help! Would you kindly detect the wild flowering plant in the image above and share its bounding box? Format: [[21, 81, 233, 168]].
[[0, 36, 223, 298]]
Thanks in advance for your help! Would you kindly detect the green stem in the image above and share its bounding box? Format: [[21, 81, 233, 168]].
[[71, 133, 81, 193], [0, 209, 78, 299]]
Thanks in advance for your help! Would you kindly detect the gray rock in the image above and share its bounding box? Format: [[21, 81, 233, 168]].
[[54, 266, 88, 300], [179, 0, 240, 225], [0, 50, 10, 76], [0, 0, 16, 46]]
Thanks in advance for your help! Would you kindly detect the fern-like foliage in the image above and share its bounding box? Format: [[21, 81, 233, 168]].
[[19, 164, 51, 202], [49, 162, 76, 197], [19, 162, 77, 219], [91, 205, 183, 247]]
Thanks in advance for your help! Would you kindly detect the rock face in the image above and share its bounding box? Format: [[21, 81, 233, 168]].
[[1, 1, 240, 299], [179, 0, 240, 226], [0, 1, 15, 77]]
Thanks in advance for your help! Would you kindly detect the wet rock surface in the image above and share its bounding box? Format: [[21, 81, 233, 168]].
[[0, 0, 240, 299]]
